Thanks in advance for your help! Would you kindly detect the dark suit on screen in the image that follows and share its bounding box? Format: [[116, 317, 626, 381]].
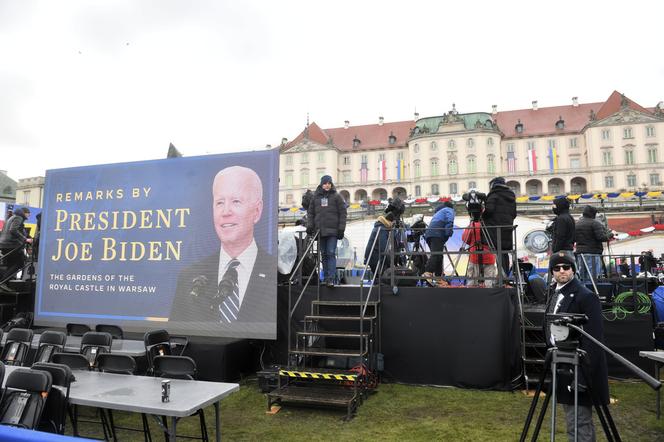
[[170, 246, 275, 330]]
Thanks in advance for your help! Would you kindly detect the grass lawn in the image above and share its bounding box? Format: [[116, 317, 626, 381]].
[[71, 377, 663, 441]]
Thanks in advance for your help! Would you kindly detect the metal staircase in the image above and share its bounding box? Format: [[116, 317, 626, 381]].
[[267, 231, 383, 419]]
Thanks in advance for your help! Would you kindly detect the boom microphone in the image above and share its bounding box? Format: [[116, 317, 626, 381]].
[[189, 275, 209, 297]]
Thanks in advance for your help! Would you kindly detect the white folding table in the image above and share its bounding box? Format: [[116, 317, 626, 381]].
[[639, 350, 664, 419], [4, 366, 239, 441]]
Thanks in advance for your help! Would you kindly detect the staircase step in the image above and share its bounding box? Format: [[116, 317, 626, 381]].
[[523, 325, 543, 331], [267, 384, 358, 407], [297, 331, 369, 338], [292, 347, 367, 357], [305, 314, 376, 321], [313, 300, 379, 307], [279, 367, 359, 381]]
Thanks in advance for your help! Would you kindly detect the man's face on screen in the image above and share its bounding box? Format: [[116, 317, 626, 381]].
[[212, 168, 263, 256]]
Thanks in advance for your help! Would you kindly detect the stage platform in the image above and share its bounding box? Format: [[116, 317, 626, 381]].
[[273, 285, 522, 389]]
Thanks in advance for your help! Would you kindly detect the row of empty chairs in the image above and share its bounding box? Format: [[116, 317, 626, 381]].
[[0, 326, 205, 439], [0, 361, 72, 433], [66, 323, 123, 339]]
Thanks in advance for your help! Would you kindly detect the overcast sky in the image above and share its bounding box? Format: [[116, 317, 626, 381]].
[[1, 0, 662, 180]]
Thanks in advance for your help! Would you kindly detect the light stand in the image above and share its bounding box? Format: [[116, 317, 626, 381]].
[[520, 314, 661, 442]]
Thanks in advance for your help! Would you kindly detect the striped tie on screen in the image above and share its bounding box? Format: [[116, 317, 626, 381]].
[[217, 259, 241, 323]]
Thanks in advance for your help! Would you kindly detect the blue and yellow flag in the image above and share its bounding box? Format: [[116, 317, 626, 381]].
[[548, 147, 558, 171]]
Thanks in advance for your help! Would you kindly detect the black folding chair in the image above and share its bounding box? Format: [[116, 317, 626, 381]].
[[32, 330, 67, 365], [80, 331, 112, 369], [144, 329, 188, 375], [1, 328, 34, 366], [153, 355, 208, 441], [51, 353, 90, 371], [51, 353, 111, 439], [32, 362, 73, 435], [95, 324, 124, 340], [97, 354, 152, 442], [0, 368, 52, 429], [66, 323, 91, 337]]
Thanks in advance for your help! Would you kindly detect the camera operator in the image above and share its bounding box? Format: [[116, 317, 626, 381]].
[[574, 205, 613, 282], [546, 252, 609, 441], [549, 198, 575, 254], [461, 193, 496, 287], [0, 207, 32, 291], [482, 177, 516, 276], [422, 201, 455, 280]]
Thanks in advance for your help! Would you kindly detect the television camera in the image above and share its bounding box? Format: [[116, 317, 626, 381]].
[[462, 189, 487, 220]]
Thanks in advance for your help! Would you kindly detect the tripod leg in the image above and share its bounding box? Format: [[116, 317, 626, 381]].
[[550, 360, 558, 442], [520, 351, 552, 442]]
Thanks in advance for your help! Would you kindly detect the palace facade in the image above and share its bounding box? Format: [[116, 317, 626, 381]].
[[279, 91, 664, 206]]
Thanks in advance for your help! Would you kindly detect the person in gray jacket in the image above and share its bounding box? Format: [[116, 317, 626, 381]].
[[574, 205, 613, 281], [307, 175, 347, 287]]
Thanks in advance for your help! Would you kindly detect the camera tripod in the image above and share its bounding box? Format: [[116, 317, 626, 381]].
[[520, 320, 661, 442], [453, 216, 496, 287]]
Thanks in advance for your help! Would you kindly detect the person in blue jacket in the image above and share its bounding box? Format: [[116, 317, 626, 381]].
[[422, 201, 455, 279]]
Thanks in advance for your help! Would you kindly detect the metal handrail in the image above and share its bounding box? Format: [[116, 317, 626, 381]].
[[288, 230, 319, 285]]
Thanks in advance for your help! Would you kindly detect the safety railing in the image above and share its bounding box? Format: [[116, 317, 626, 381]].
[[287, 230, 319, 357]]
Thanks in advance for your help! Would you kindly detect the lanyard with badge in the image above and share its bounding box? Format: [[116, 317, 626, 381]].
[[321, 197, 328, 207]]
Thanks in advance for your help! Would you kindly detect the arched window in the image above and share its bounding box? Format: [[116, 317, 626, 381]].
[[468, 181, 477, 190], [487, 155, 496, 174], [413, 143, 419, 153], [300, 169, 309, 186], [415, 185, 421, 196], [431, 141, 438, 151], [467, 155, 477, 173], [414, 160, 421, 178], [430, 158, 439, 176], [449, 183, 458, 194], [448, 139, 456, 150], [431, 184, 439, 195], [448, 158, 457, 175], [467, 138, 474, 148], [487, 138, 494, 146]]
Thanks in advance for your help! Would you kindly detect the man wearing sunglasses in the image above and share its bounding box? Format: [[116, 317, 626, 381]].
[[547, 252, 609, 442]]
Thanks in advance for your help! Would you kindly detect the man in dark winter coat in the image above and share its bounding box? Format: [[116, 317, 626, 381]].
[[423, 201, 455, 278], [364, 212, 395, 274], [550, 197, 575, 253], [0, 207, 32, 290], [574, 205, 613, 281], [307, 175, 347, 287], [482, 177, 516, 276], [546, 251, 609, 441]]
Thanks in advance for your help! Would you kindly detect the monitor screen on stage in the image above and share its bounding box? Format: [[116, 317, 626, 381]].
[[35, 150, 278, 339]]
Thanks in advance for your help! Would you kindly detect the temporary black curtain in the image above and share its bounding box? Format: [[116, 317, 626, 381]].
[[381, 287, 520, 389]]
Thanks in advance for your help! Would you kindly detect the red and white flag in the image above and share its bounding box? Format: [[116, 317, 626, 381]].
[[527, 149, 537, 174], [379, 160, 387, 181]]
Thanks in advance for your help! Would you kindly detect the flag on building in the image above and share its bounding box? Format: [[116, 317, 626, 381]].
[[507, 151, 516, 174], [527, 148, 537, 174], [360, 163, 368, 183], [396, 159, 404, 181], [379, 160, 387, 181], [548, 146, 558, 171]]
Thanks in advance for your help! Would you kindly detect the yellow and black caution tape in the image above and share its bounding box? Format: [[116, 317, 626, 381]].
[[279, 370, 357, 381]]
